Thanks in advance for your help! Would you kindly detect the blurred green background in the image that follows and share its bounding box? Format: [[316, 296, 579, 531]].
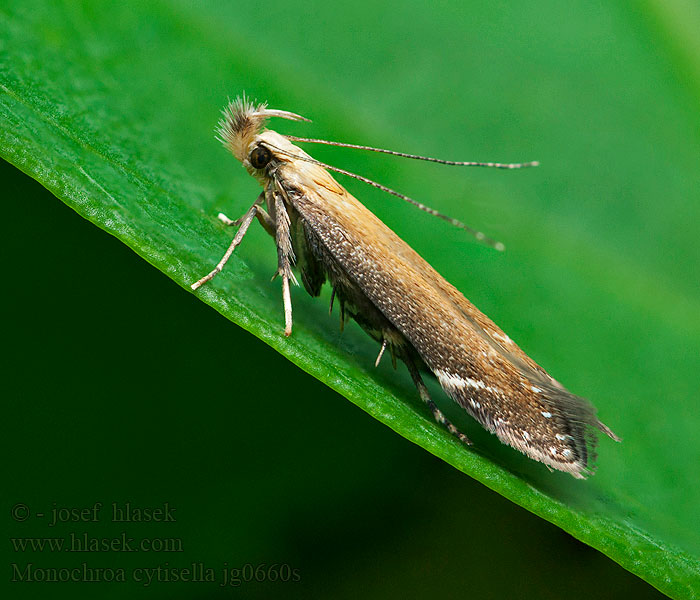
[[3, 0, 700, 598]]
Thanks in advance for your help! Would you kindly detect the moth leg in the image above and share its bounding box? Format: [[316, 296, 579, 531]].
[[273, 194, 297, 337], [216, 192, 266, 227], [190, 195, 263, 291], [405, 358, 473, 445], [217, 213, 239, 226], [329, 287, 336, 315], [219, 206, 279, 239], [254, 206, 276, 238], [375, 339, 388, 367], [338, 298, 348, 332]]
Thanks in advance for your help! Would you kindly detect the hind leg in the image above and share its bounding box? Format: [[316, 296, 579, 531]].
[[404, 357, 472, 445]]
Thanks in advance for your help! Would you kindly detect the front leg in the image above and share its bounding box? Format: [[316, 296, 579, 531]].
[[221, 205, 275, 238], [190, 194, 264, 291]]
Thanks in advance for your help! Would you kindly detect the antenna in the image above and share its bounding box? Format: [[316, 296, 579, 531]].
[[285, 136, 539, 169], [268, 144, 508, 251]]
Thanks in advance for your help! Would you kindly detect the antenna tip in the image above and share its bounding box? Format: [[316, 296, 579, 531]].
[[495, 242, 506, 252]]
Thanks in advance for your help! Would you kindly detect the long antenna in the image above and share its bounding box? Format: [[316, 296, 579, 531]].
[[268, 144, 506, 251], [285, 136, 539, 169]]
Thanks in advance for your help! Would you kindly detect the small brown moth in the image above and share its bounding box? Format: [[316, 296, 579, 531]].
[[192, 96, 619, 478]]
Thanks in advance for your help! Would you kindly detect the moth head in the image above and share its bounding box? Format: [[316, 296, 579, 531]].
[[215, 94, 309, 168]]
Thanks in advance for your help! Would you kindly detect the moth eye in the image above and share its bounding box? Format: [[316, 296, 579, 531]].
[[250, 145, 272, 169]]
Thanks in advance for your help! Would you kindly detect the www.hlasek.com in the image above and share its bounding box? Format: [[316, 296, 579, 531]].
[[11, 532, 182, 553]]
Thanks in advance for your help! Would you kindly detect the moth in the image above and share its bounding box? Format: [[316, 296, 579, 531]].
[[192, 96, 619, 478]]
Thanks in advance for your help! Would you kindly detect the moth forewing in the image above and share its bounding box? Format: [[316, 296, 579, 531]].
[[273, 155, 615, 477], [193, 97, 619, 479]]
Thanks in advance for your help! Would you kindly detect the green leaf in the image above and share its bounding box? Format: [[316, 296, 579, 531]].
[[2, 1, 699, 597]]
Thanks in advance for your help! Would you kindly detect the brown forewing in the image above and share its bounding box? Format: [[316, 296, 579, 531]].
[[273, 141, 612, 477]]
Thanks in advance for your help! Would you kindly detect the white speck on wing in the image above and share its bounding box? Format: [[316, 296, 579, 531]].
[[436, 370, 504, 397]]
